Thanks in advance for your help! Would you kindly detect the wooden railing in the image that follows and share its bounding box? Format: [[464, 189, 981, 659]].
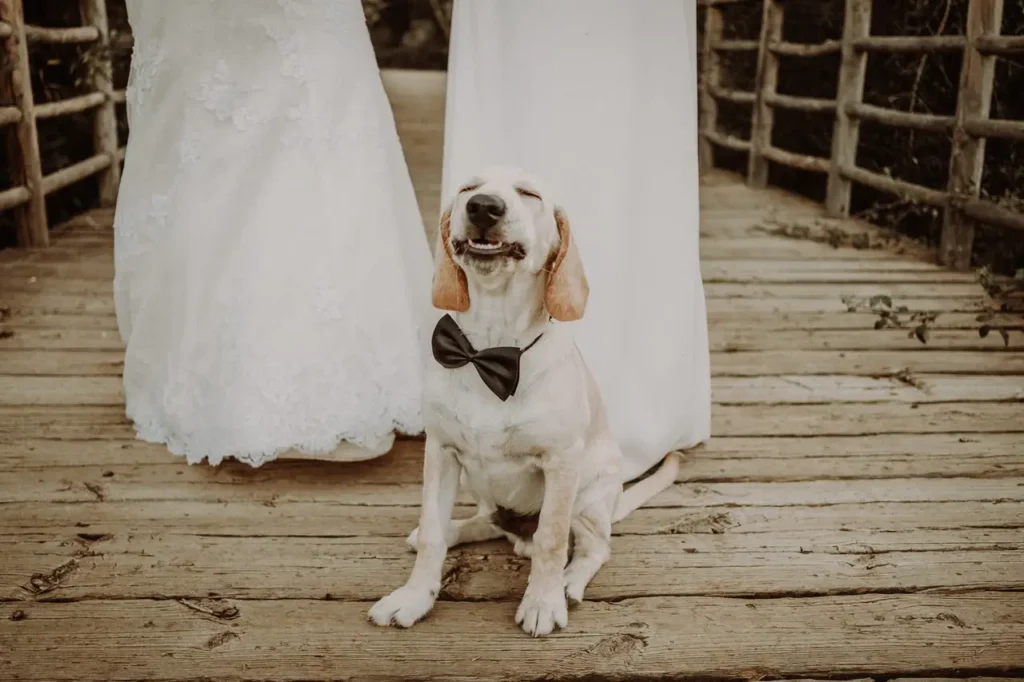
[[0, 0, 124, 248], [698, 0, 1024, 271]]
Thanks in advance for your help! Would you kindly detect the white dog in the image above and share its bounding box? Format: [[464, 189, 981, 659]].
[[368, 166, 680, 637]]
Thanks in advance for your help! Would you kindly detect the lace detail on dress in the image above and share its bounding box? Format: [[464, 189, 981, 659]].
[[124, 35, 163, 123], [115, 0, 431, 468]]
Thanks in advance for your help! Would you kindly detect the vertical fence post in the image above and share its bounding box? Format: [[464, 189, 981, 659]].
[[0, 0, 48, 247], [79, 0, 120, 206], [747, 0, 783, 188], [940, 0, 1004, 271], [825, 0, 872, 217], [698, 3, 724, 175]]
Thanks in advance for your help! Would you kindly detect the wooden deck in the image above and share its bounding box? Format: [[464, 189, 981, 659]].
[[1, 70, 1023, 680]]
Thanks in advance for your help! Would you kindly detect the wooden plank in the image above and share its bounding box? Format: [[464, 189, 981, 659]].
[[704, 263, 979, 283], [2, 290, 995, 316], [3, 430, 1022, 479], [0, 246, 111, 266], [712, 349, 1024, 376], [4, 348, 1023, 379], [0, 293, 115, 315], [0, 258, 982, 283], [712, 329, 1021, 351], [2, 308, 1016, 333], [4, 310, 1018, 335], [712, 375, 1024, 403], [1, 443, 1020, 503], [0, 328, 122, 351], [712, 402, 1022, 436], [35, 233, 112, 247], [0, 312, 118, 329], [2, 374, 1022, 407], [4, 236, 918, 266], [707, 310, 1020, 330], [2, 594, 1022, 680], [700, 239, 921, 260], [3, 532, 1022, 603], [0, 328, 122, 350], [5, 275, 983, 300], [0, 350, 123, 375], [3, 497, 1020, 540], [0, 261, 117, 279], [940, 0, 1005, 270], [0, 402, 1019, 441], [705, 281, 986, 299], [825, 0, 872, 217]]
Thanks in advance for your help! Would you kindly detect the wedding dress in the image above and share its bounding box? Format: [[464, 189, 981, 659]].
[[114, 1, 434, 466], [443, 0, 712, 481]]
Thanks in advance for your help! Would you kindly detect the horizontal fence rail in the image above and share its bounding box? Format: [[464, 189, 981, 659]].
[[697, 0, 1024, 271], [0, 0, 125, 247]]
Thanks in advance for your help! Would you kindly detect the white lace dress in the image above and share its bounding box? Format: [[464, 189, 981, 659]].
[[114, 1, 434, 466], [444, 0, 712, 481]]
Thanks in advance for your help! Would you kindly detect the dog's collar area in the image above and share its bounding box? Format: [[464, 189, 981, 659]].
[[431, 314, 543, 402]]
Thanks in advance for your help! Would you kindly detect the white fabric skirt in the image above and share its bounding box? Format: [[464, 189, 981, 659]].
[[443, 0, 712, 480], [114, 1, 434, 466]]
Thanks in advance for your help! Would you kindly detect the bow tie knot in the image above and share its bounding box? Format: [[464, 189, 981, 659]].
[[431, 314, 542, 401]]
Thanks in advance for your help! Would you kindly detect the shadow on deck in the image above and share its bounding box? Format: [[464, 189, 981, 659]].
[[1, 69, 1022, 681]]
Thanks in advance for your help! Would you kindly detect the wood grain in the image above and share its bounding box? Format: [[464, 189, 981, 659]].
[[2, 595, 1022, 681], [1, 68, 1022, 681]]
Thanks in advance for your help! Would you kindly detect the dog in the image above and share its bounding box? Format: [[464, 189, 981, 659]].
[[368, 166, 680, 637]]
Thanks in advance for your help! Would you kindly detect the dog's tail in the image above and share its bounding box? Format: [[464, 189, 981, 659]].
[[612, 451, 682, 523]]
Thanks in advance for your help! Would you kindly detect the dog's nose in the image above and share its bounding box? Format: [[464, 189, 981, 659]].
[[465, 193, 506, 228]]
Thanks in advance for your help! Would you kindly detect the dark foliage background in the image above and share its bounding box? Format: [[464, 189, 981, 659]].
[[700, 0, 1024, 274], [3, 0, 1021, 273]]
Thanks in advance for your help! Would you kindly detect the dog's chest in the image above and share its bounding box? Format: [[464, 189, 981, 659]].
[[425, 367, 558, 512]]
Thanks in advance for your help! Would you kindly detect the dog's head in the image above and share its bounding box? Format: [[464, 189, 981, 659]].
[[432, 166, 589, 322]]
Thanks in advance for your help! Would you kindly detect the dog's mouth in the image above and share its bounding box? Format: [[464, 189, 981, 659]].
[[453, 238, 527, 260]]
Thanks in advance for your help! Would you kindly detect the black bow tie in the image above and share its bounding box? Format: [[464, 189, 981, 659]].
[[431, 314, 542, 402]]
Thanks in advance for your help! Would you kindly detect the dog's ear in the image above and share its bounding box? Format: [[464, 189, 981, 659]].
[[432, 206, 470, 312], [544, 207, 589, 321]]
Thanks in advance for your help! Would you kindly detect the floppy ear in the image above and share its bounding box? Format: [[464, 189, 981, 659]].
[[431, 206, 470, 312], [544, 207, 589, 322]]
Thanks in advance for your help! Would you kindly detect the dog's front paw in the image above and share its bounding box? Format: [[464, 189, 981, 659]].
[[515, 585, 568, 637], [367, 584, 437, 628]]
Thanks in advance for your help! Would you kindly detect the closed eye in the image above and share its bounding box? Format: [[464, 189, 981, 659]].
[[459, 184, 480, 194], [515, 187, 541, 200]]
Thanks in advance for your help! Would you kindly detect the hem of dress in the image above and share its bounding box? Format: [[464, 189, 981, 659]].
[[127, 409, 418, 468]]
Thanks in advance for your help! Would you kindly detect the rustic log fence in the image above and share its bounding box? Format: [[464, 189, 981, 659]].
[[0, 0, 124, 248], [698, 0, 1024, 271]]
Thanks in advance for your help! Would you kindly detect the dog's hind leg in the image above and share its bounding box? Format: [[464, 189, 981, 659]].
[[406, 504, 503, 551], [562, 498, 613, 604]]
